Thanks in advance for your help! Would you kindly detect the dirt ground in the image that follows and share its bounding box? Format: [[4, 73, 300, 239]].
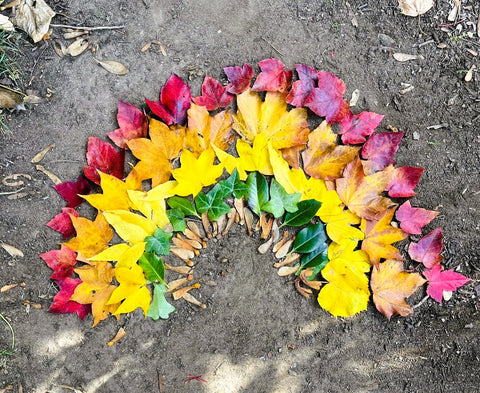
[[1, 0, 479, 392]]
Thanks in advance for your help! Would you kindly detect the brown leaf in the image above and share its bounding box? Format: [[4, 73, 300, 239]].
[[66, 38, 89, 57], [172, 237, 195, 252], [295, 278, 312, 298], [258, 237, 273, 254], [275, 239, 294, 259], [234, 197, 245, 224], [94, 59, 129, 75], [222, 210, 236, 237], [1, 282, 25, 292], [201, 212, 212, 238], [12, 0, 56, 43], [182, 292, 207, 309], [244, 207, 254, 236], [272, 230, 289, 253], [261, 215, 273, 239], [0, 243, 24, 257], [166, 277, 191, 292], [164, 263, 192, 275], [278, 265, 299, 276], [35, 164, 62, 185], [107, 327, 126, 346], [31, 143, 55, 163], [299, 270, 322, 290], [398, 0, 433, 17], [172, 283, 200, 300], [273, 253, 300, 268], [0, 87, 25, 110]]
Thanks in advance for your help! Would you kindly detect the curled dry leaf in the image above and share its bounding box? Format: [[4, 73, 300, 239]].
[[393, 53, 424, 62], [278, 265, 299, 276], [35, 164, 62, 185], [275, 238, 294, 259], [1, 243, 24, 257], [182, 292, 207, 308], [398, 0, 433, 17], [2, 173, 31, 187], [31, 143, 55, 163], [295, 278, 313, 298], [66, 38, 89, 57], [12, 0, 56, 43], [273, 252, 300, 268], [94, 59, 129, 76], [107, 327, 126, 346]]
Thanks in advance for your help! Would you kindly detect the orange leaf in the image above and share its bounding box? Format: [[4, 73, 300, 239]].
[[371, 259, 426, 319]]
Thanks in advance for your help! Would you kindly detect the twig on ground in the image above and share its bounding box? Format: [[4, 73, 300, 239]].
[[261, 37, 285, 56], [50, 24, 125, 31]]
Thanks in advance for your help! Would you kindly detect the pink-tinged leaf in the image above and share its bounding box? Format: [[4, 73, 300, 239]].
[[251, 58, 293, 93], [40, 245, 77, 280], [395, 201, 439, 235], [49, 277, 90, 319], [408, 228, 443, 268], [46, 207, 79, 239], [224, 63, 254, 94], [146, 73, 191, 125], [286, 64, 318, 107], [423, 264, 471, 303], [53, 175, 91, 208], [107, 100, 148, 149], [192, 75, 234, 111], [305, 71, 350, 124], [386, 166, 424, 197], [362, 132, 404, 173], [339, 111, 384, 144], [83, 137, 125, 185]]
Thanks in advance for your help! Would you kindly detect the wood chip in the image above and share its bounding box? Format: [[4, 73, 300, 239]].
[[272, 230, 289, 253], [222, 210, 236, 237], [261, 215, 273, 239], [164, 263, 192, 275], [234, 198, 245, 224], [275, 239, 294, 259], [277, 265, 299, 276], [393, 53, 424, 62], [201, 212, 212, 238], [2, 173, 31, 187], [35, 164, 62, 185], [172, 283, 200, 300], [274, 253, 300, 268], [258, 237, 273, 254], [244, 207, 254, 236], [0, 243, 24, 257], [31, 143, 55, 163], [182, 292, 207, 308], [107, 327, 126, 346], [1, 282, 25, 292]]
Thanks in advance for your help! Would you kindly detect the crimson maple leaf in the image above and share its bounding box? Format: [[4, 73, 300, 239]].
[[83, 137, 125, 185], [146, 73, 191, 125], [286, 64, 318, 107], [395, 201, 439, 235], [386, 166, 424, 197], [53, 175, 91, 208], [192, 75, 233, 111], [361, 131, 404, 174], [46, 207, 79, 239], [107, 100, 148, 149], [49, 277, 91, 319], [40, 245, 77, 280], [408, 227, 443, 268], [338, 111, 384, 144], [251, 58, 292, 93], [224, 63, 254, 94], [423, 264, 471, 303]]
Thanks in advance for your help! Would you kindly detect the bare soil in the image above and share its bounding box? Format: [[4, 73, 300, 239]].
[[1, 1, 479, 392]]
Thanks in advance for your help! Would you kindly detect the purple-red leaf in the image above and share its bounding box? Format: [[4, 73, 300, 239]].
[[408, 227, 443, 268], [224, 63, 254, 94], [49, 277, 90, 319], [83, 137, 125, 185], [40, 245, 77, 280], [53, 175, 91, 208], [46, 207, 79, 239], [339, 111, 384, 144], [192, 75, 233, 111], [305, 71, 350, 124], [386, 166, 424, 197], [423, 264, 471, 303], [286, 64, 318, 107], [362, 131, 404, 173], [107, 100, 148, 149], [251, 58, 293, 93], [146, 73, 191, 125], [395, 201, 439, 235]]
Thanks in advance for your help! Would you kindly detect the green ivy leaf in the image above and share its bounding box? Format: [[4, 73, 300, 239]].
[[145, 228, 173, 255], [263, 179, 301, 218], [138, 252, 165, 283], [208, 198, 232, 221], [194, 192, 212, 214], [166, 208, 186, 232], [167, 196, 198, 217], [147, 283, 175, 320], [291, 223, 327, 254], [282, 199, 322, 227], [246, 172, 269, 216]]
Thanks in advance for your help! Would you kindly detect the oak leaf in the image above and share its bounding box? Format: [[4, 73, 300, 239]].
[[49, 277, 91, 319], [83, 137, 125, 185], [46, 207, 79, 239], [82, 171, 132, 212], [192, 75, 233, 111], [107, 100, 148, 149], [423, 264, 470, 303], [54, 175, 91, 208], [338, 111, 384, 144], [395, 201, 439, 235], [286, 64, 318, 107], [224, 63, 254, 94], [361, 132, 404, 174], [386, 166, 423, 197], [40, 245, 77, 280], [408, 227, 443, 268], [251, 58, 292, 93]]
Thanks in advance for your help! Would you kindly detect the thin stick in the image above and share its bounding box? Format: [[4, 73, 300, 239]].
[[261, 37, 285, 56], [51, 24, 125, 31], [413, 295, 429, 309], [0, 312, 15, 355]]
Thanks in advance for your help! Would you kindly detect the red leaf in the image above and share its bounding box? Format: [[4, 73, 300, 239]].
[[40, 245, 77, 280], [305, 71, 350, 124], [339, 111, 384, 144], [386, 166, 423, 197], [251, 58, 293, 93], [224, 63, 254, 94], [286, 64, 318, 107], [192, 75, 233, 111], [408, 228, 443, 268], [395, 201, 439, 235], [46, 207, 79, 239], [361, 132, 404, 173], [146, 73, 191, 125], [83, 137, 125, 185], [53, 175, 91, 208], [423, 264, 471, 303], [49, 277, 90, 319], [107, 100, 148, 149]]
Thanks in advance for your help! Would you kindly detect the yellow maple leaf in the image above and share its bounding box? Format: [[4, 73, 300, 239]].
[[103, 210, 157, 245], [317, 248, 371, 317], [71, 261, 119, 327], [236, 134, 274, 175], [171, 147, 224, 196], [361, 208, 408, 268], [82, 172, 132, 212], [88, 242, 146, 269]]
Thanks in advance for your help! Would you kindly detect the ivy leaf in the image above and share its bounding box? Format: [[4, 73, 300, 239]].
[[138, 252, 165, 283], [263, 178, 301, 218], [40, 244, 77, 280], [251, 58, 293, 93], [46, 207, 79, 239], [166, 208, 186, 232], [194, 192, 212, 214], [54, 175, 91, 208], [207, 198, 232, 221], [107, 100, 148, 149], [148, 283, 175, 320], [395, 201, 439, 235], [145, 228, 173, 256], [167, 196, 198, 217], [338, 111, 384, 145], [224, 63, 254, 94], [83, 137, 125, 185], [246, 172, 269, 215], [286, 64, 318, 107], [386, 166, 424, 198], [291, 223, 327, 254], [361, 131, 404, 174], [408, 227, 443, 269], [49, 277, 91, 319], [282, 200, 322, 227], [423, 264, 470, 303], [192, 75, 233, 111]]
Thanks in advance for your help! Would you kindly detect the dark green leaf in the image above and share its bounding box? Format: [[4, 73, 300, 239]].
[[166, 208, 186, 232], [298, 248, 328, 276], [230, 168, 248, 199], [194, 192, 212, 214], [167, 196, 198, 217], [145, 228, 173, 255], [291, 223, 327, 254], [207, 198, 232, 221], [307, 260, 327, 281], [139, 252, 165, 283], [148, 283, 175, 320], [282, 199, 322, 227], [246, 172, 269, 215]]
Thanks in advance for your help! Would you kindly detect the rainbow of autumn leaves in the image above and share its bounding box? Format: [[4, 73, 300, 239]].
[[40, 59, 470, 327]]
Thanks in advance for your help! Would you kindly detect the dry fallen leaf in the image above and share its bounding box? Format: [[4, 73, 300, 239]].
[[275, 238, 294, 259], [0, 86, 25, 110], [94, 59, 129, 75], [1, 243, 24, 257], [172, 283, 200, 300], [107, 327, 126, 346], [273, 230, 289, 253], [66, 38, 89, 57], [36, 164, 62, 184], [164, 263, 192, 275], [52, 40, 66, 57], [398, 0, 433, 17], [182, 292, 206, 308], [273, 252, 300, 268], [31, 143, 55, 163], [2, 173, 31, 187], [12, 0, 56, 43], [222, 210, 236, 236], [1, 282, 25, 292], [278, 265, 299, 276], [244, 207, 254, 236], [166, 277, 191, 292], [64, 30, 88, 39], [170, 247, 195, 261], [393, 53, 424, 62], [234, 197, 245, 224], [258, 237, 273, 254], [0, 14, 14, 31]]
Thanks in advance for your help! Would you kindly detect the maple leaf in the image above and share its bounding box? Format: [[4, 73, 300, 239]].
[[46, 207, 79, 239], [371, 259, 426, 319], [40, 245, 77, 280], [146, 73, 191, 125], [286, 64, 318, 107], [236, 134, 274, 175], [338, 111, 384, 144], [423, 264, 470, 303], [54, 175, 91, 208], [395, 201, 439, 235], [302, 121, 360, 180], [361, 131, 405, 174], [89, 242, 145, 269], [251, 58, 292, 93], [107, 100, 148, 149], [128, 186, 174, 230], [71, 261, 119, 326], [408, 227, 443, 268], [64, 212, 113, 259], [305, 71, 350, 124], [224, 63, 254, 94], [192, 75, 233, 111], [83, 137, 125, 185], [103, 210, 157, 245], [361, 208, 408, 268], [49, 277, 91, 319], [171, 148, 224, 196], [322, 205, 364, 247], [336, 157, 396, 220], [82, 171, 132, 212], [386, 166, 424, 197]]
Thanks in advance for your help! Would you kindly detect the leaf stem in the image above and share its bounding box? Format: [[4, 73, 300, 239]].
[[0, 312, 15, 355]]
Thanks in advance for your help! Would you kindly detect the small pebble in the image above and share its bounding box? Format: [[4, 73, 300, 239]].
[[378, 33, 395, 46], [413, 131, 420, 140]]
